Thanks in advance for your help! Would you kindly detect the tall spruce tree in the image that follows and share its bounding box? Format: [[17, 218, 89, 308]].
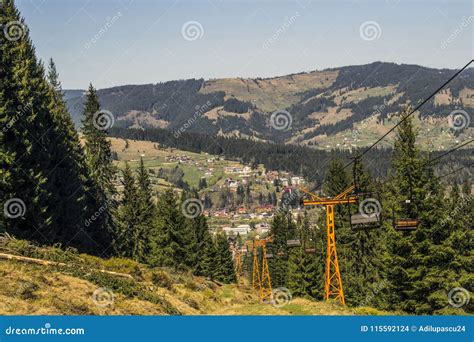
[[287, 211, 324, 299], [214, 232, 236, 283], [115, 163, 148, 261], [148, 189, 195, 270], [135, 157, 154, 252], [45, 58, 108, 251], [268, 211, 289, 287], [81, 83, 116, 254], [81, 84, 116, 195], [190, 198, 216, 277], [384, 113, 451, 314], [0, 1, 107, 253]]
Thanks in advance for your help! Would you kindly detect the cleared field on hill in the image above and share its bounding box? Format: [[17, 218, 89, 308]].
[[200, 70, 338, 112]]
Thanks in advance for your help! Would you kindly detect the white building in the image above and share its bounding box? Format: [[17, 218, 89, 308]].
[[222, 224, 251, 236]]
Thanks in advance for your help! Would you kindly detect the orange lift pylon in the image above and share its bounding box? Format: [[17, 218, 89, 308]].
[[234, 249, 243, 278], [301, 185, 357, 305], [251, 238, 273, 302]]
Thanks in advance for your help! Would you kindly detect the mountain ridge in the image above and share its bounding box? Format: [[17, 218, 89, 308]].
[[65, 61, 474, 149]]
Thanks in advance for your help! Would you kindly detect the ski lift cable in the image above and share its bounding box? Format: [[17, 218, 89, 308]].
[[342, 59, 474, 171], [436, 161, 474, 180], [421, 139, 473, 167]]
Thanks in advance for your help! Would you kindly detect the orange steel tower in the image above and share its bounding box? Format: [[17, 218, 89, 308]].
[[251, 238, 273, 302], [234, 250, 243, 279], [301, 185, 357, 305]]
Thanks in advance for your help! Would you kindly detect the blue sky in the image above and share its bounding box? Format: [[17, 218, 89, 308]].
[[18, 0, 473, 89]]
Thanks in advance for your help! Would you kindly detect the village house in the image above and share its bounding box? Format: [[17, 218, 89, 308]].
[[222, 224, 251, 236]]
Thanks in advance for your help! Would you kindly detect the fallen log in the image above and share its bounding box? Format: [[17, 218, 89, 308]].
[[0, 252, 134, 280]]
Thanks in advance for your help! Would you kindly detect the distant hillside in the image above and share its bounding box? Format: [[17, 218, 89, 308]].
[[65, 62, 474, 149]]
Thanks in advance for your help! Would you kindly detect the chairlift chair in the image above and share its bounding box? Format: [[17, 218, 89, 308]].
[[392, 199, 419, 231], [286, 239, 301, 247], [349, 193, 382, 230], [349, 158, 382, 230]]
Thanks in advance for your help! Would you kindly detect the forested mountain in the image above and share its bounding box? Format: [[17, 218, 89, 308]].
[[65, 63, 474, 148], [109, 127, 473, 186]]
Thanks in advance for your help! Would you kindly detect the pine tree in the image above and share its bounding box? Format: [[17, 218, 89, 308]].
[[268, 211, 289, 287], [115, 163, 148, 261], [136, 157, 154, 241], [192, 206, 216, 277], [384, 113, 451, 314], [148, 189, 195, 270], [1, 2, 55, 240], [81, 83, 116, 252], [45, 58, 109, 251], [287, 245, 322, 299], [81, 84, 116, 195], [0, 1, 108, 253], [195, 221, 217, 278], [214, 232, 236, 283]]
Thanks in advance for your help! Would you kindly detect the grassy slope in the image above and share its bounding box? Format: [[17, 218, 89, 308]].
[[0, 236, 390, 316], [200, 71, 338, 113]]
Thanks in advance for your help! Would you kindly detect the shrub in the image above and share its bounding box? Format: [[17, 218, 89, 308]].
[[151, 270, 174, 290]]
